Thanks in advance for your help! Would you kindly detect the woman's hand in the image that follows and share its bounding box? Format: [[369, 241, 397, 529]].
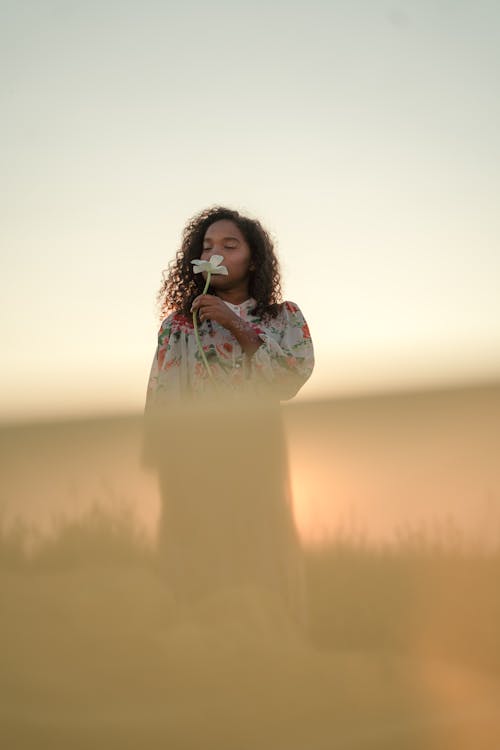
[[191, 294, 263, 356], [190, 294, 239, 330]]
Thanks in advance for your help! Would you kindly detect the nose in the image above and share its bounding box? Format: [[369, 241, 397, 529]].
[[203, 251, 219, 261]]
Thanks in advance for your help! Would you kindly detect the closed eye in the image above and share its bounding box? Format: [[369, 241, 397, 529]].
[[202, 246, 237, 252]]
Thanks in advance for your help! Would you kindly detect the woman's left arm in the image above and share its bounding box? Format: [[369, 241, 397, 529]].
[[243, 301, 315, 400]]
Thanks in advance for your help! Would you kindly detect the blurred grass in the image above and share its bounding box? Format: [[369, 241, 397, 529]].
[[306, 526, 500, 675], [0, 504, 154, 570], [2, 503, 500, 676], [2, 505, 500, 749]]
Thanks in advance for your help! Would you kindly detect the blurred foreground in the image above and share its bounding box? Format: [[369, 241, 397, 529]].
[[2, 506, 500, 749], [1, 384, 500, 748]]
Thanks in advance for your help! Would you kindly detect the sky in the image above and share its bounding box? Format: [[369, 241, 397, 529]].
[[1, 0, 500, 422]]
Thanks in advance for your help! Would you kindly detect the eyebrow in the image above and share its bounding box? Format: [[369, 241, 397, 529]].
[[203, 236, 240, 242]]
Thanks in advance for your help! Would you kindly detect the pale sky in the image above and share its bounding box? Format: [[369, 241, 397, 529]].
[[2, 0, 500, 422]]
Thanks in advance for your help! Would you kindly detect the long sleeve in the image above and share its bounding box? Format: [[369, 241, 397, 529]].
[[144, 345, 160, 416], [141, 329, 162, 470], [141, 315, 179, 468], [145, 314, 190, 405], [246, 301, 314, 401]]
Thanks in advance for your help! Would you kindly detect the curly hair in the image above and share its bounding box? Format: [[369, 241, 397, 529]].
[[156, 205, 283, 324]]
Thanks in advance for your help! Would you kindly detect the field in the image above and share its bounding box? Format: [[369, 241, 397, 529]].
[[2, 504, 500, 750], [2, 385, 499, 748]]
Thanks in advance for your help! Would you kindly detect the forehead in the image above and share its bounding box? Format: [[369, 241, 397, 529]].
[[203, 219, 244, 241]]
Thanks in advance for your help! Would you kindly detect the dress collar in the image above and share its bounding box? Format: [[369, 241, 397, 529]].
[[220, 297, 256, 313]]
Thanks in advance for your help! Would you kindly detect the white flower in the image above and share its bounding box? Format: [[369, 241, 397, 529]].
[[191, 254, 228, 275]]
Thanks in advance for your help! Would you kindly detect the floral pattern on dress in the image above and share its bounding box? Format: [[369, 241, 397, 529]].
[[144, 297, 314, 412]]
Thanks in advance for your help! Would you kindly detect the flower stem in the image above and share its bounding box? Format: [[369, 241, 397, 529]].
[[192, 270, 217, 384]]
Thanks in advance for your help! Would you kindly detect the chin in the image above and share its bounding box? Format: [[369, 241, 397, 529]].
[[209, 277, 230, 288]]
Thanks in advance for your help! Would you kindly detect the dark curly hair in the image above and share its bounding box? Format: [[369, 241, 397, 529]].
[[156, 205, 283, 324]]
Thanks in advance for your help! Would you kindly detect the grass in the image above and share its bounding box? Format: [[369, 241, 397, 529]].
[[2, 504, 500, 749], [2, 503, 500, 672]]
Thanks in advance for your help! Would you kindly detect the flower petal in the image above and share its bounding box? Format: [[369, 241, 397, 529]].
[[191, 259, 211, 271], [191, 255, 228, 275], [211, 265, 228, 275]]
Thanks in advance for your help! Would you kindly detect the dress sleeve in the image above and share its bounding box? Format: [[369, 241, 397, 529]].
[[141, 315, 177, 468], [144, 343, 160, 416], [247, 301, 314, 400], [144, 317, 173, 411]]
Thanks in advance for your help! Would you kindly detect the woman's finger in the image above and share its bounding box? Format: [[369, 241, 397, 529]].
[[191, 294, 212, 311]]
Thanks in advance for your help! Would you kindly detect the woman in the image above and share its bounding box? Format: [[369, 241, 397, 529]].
[[142, 205, 314, 634]]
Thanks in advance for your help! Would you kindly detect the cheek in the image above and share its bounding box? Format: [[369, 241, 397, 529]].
[[236, 253, 252, 271]]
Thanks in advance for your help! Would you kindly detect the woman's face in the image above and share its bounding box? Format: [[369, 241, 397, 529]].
[[200, 219, 253, 291]]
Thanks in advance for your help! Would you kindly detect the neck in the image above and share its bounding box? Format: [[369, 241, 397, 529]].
[[215, 285, 251, 305]]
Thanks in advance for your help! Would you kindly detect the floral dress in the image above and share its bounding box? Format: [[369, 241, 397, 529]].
[[142, 297, 314, 633], [144, 297, 314, 407]]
